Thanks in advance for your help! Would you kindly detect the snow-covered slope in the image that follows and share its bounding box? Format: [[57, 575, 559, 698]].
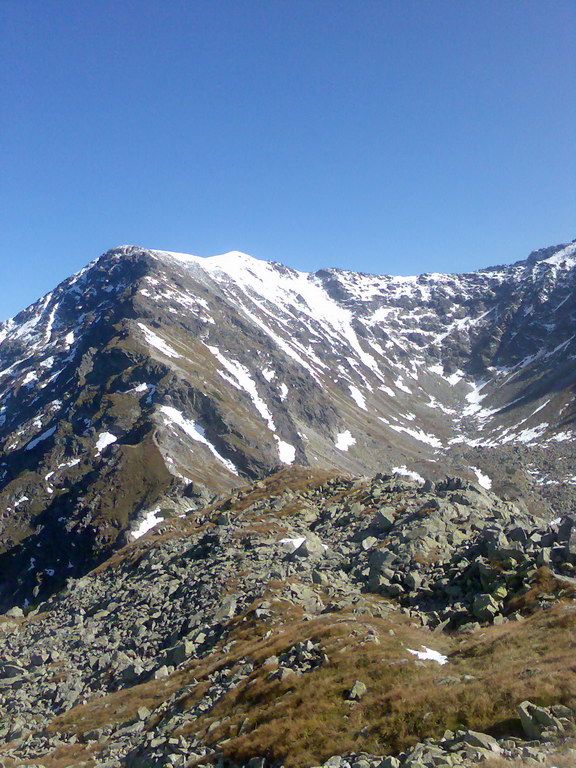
[[0, 241, 574, 608]]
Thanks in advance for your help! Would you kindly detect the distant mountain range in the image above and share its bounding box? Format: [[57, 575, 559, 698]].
[[0, 240, 574, 608]]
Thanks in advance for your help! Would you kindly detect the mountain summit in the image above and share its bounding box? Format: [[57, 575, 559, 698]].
[[0, 242, 574, 608]]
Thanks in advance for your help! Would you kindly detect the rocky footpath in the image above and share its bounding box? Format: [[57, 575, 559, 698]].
[[0, 467, 574, 767]]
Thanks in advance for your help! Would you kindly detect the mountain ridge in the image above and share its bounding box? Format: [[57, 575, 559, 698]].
[[0, 240, 574, 610], [2, 237, 574, 330], [0, 240, 575, 767]]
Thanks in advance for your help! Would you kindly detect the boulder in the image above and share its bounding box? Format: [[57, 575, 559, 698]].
[[517, 700, 564, 739], [291, 533, 327, 559], [462, 729, 501, 752], [166, 640, 195, 667], [214, 595, 238, 621], [566, 525, 576, 563], [347, 680, 367, 700], [378, 758, 400, 768], [0, 663, 27, 678], [472, 594, 499, 622], [370, 509, 395, 533]]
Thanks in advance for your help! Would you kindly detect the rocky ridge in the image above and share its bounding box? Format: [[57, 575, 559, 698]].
[[0, 241, 574, 608], [0, 467, 575, 767]]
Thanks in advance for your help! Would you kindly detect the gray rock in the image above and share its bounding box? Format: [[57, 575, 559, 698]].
[[517, 700, 564, 739], [214, 595, 238, 621], [167, 639, 196, 666], [153, 665, 172, 679], [371, 509, 395, 532], [528, 704, 564, 731], [347, 680, 367, 700], [472, 593, 499, 622], [405, 571, 422, 590], [0, 663, 27, 678], [462, 729, 501, 752], [324, 756, 344, 767], [291, 533, 327, 559], [566, 525, 576, 563], [312, 569, 331, 585], [378, 758, 400, 768]]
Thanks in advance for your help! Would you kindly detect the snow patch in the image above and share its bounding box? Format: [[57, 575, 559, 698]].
[[137, 323, 181, 359], [276, 439, 296, 464], [58, 458, 81, 469], [392, 465, 425, 483], [386, 422, 443, 448], [335, 430, 356, 451], [159, 405, 238, 475], [278, 535, 328, 552], [206, 345, 276, 430], [471, 467, 492, 490], [506, 423, 549, 444], [95, 432, 117, 454], [548, 431, 573, 442], [349, 385, 367, 410], [132, 508, 163, 539], [463, 380, 489, 416], [407, 646, 448, 665], [378, 384, 395, 397], [446, 371, 464, 386], [278, 536, 306, 551], [395, 377, 412, 394]]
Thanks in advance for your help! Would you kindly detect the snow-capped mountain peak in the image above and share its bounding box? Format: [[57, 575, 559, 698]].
[[0, 241, 573, 608]]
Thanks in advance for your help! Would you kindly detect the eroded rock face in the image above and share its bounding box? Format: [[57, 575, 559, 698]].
[[0, 242, 574, 609]]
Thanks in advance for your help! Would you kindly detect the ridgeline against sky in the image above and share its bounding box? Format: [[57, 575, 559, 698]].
[[1, 0, 574, 319]]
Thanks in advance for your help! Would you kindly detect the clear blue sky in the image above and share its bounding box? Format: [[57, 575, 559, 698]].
[[1, 1, 574, 320]]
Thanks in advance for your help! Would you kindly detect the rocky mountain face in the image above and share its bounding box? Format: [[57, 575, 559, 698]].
[[0, 241, 574, 608], [0, 467, 575, 767], [0, 239, 575, 767]]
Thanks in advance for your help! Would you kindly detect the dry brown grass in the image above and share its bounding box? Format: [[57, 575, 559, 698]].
[[47, 671, 188, 735], [34, 590, 576, 768], [175, 605, 454, 763], [90, 466, 341, 577], [223, 467, 344, 519], [197, 600, 576, 767], [506, 566, 576, 615], [27, 743, 99, 768]]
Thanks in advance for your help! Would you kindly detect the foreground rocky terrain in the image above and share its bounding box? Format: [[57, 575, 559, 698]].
[[0, 467, 575, 767], [0, 241, 574, 609]]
